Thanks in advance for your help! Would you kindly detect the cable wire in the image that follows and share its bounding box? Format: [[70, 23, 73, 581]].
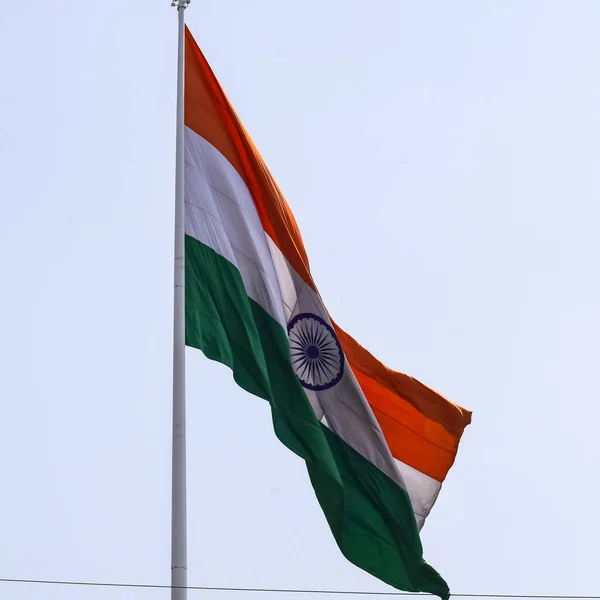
[[0, 578, 598, 598]]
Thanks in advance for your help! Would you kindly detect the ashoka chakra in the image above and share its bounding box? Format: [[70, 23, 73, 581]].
[[287, 313, 344, 391]]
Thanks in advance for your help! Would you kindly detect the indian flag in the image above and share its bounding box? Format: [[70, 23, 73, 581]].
[[183, 27, 471, 599]]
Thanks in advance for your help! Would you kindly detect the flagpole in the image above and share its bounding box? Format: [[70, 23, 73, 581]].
[[171, 1, 189, 599]]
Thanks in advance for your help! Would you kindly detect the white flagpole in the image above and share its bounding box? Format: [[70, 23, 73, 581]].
[[171, 1, 189, 599]]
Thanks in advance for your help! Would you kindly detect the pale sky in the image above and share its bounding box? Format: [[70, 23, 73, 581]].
[[1, 1, 599, 599]]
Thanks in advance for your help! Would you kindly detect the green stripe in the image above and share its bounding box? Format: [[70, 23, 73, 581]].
[[185, 234, 449, 599]]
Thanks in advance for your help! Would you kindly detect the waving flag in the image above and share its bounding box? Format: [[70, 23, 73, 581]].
[[183, 27, 471, 598]]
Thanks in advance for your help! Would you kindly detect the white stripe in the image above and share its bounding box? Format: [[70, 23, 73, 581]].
[[265, 242, 407, 488], [184, 127, 439, 528], [266, 236, 298, 321], [184, 127, 286, 326], [268, 239, 440, 529], [395, 459, 442, 529]]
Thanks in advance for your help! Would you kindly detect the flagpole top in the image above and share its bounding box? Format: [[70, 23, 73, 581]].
[[171, 0, 190, 8]]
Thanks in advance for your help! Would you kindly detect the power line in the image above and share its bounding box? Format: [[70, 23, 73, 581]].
[[0, 578, 597, 598]]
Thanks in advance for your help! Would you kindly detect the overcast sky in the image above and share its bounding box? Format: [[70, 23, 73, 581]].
[[1, 1, 599, 599]]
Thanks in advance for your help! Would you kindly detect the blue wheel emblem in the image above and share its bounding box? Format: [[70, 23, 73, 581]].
[[287, 313, 344, 391]]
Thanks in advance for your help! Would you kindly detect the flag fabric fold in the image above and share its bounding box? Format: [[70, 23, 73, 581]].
[[183, 27, 471, 599]]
